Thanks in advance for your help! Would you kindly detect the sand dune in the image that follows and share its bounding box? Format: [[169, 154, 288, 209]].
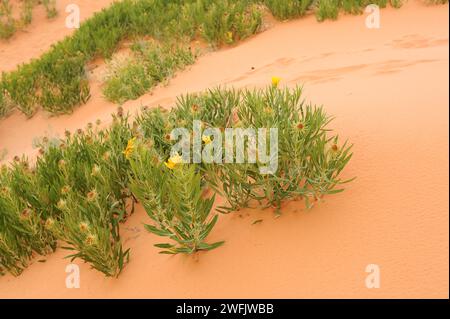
[[0, 1, 448, 298]]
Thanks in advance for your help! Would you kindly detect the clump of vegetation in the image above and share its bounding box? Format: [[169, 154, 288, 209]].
[[0, 159, 57, 276], [0, 0, 58, 41], [103, 41, 196, 104], [315, 0, 404, 21], [0, 0, 445, 118], [0, 84, 354, 276], [1, 114, 134, 277], [0, 0, 15, 39], [42, 0, 58, 19], [192, 0, 263, 46], [264, 0, 313, 20], [40, 115, 133, 277], [129, 145, 224, 254], [20, 0, 34, 27], [159, 85, 353, 214]]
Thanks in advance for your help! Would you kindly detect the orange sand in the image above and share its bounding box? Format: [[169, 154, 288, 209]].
[[0, 0, 115, 73], [0, 1, 448, 298]]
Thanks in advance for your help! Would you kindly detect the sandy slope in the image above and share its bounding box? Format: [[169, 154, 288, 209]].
[[0, 1, 448, 298], [0, 0, 115, 73]]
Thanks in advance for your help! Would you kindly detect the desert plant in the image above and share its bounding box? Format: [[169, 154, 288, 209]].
[[0, 159, 57, 276], [316, 0, 404, 20], [0, 0, 59, 40], [0, 82, 13, 117], [20, 0, 34, 26], [0, 0, 15, 39], [315, 0, 340, 21], [129, 142, 224, 254], [196, 0, 263, 46], [264, 0, 313, 19], [35, 115, 133, 276], [0, 84, 354, 275], [2, 0, 439, 117], [42, 0, 57, 18], [165, 85, 354, 214], [103, 41, 195, 103], [49, 172, 130, 277]]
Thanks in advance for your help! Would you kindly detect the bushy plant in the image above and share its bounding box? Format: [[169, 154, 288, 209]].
[[103, 41, 195, 103], [264, 0, 313, 19], [159, 85, 354, 214], [20, 0, 34, 26], [42, 0, 58, 19], [0, 0, 15, 39], [0, 159, 56, 276], [230, 86, 353, 213], [0, 82, 13, 117], [128, 143, 224, 254], [0, 0, 59, 40], [194, 0, 263, 46], [0, 85, 353, 275], [39, 115, 133, 276], [316, 0, 404, 21], [0, 114, 134, 277]]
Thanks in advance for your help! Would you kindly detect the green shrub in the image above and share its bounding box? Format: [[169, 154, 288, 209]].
[[40, 115, 133, 276], [0, 0, 59, 40], [316, 0, 404, 21], [20, 0, 34, 26], [0, 159, 56, 276], [129, 144, 224, 254], [42, 0, 57, 19], [1, 86, 352, 275], [0, 82, 13, 117], [264, 0, 313, 19], [0, 0, 15, 39], [195, 0, 263, 46], [161, 86, 354, 214], [103, 41, 195, 104], [315, 0, 340, 21]]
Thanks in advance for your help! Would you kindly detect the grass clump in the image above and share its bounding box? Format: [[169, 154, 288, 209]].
[[0, 82, 13, 117], [315, 0, 405, 21], [0, 0, 58, 40], [191, 0, 263, 46], [0, 160, 57, 276], [103, 41, 196, 104], [0, 0, 264, 117], [264, 0, 313, 19], [42, 0, 58, 19], [0, 0, 15, 39], [1, 114, 134, 277], [1, 0, 445, 117], [40, 116, 133, 277]]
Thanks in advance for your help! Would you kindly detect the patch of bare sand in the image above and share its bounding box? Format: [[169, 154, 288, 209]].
[[0, 1, 448, 298]]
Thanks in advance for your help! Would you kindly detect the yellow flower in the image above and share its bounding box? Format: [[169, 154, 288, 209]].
[[225, 31, 233, 43], [45, 218, 55, 230], [79, 222, 89, 232], [164, 153, 183, 170], [61, 185, 71, 195], [57, 199, 67, 210], [91, 165, 101, 176], [123, 137, 137, 159], [86, 189, 98, 202], [202, 135, 212, 144], [85, 233, 97, 246], [271, 76, 281, 87]]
